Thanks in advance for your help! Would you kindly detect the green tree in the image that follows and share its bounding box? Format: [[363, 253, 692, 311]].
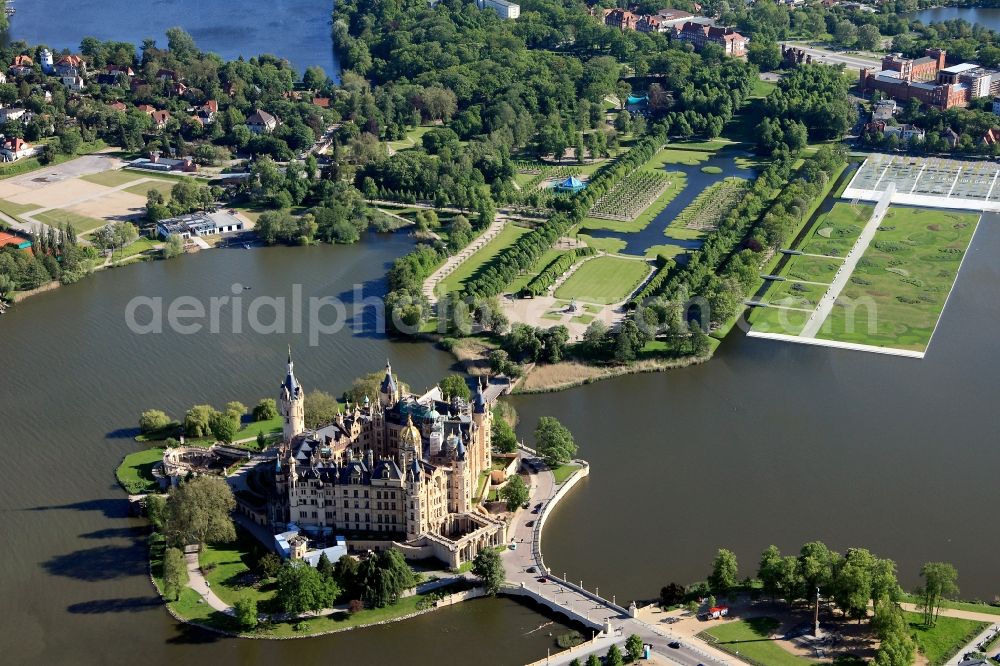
[[234, 597, 259, 630], [224, 401, 246, 421], [183, 404, 217, 438], [625, 634, 644, 663], [500, 474, 530, 511], [163, 234, 184, 259], [586, 655, 601, 666], [208, 411, 240, 443], [916, 562, 959, 627], [357, 549, 415, 608], [276, 561, 339, 615], [833, 547, 875, 622], [748, 39, 782, 72], [257, 552, 282, 579], [872, 599, 915, 666], [535, 416, 577, 468], [708, 548, 739, 595], [317, 552, 336, 580], [164, 476, 236, 547], [439, 375, 471, 401], [606, 643, 624, 666], [492, 418, 518, 454], [856, 25, 881, 52], [304, 390, 340, 429], [253, 398, 278, 421], [139, 409, 172, 434], [758, 545, 784, 601], [145, 494, 167, 531], [162, 546, 187, 601], [471, 546, 505, 595]]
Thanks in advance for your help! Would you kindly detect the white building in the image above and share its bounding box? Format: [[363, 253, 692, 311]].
[[156, 211, 245, 240], [0, 137, 36, 162], [477, 0, 520, 20]]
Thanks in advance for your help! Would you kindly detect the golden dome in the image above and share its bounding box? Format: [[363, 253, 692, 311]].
[[400, 413, 421, 448]]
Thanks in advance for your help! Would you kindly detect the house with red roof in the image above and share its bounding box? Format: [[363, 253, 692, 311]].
[[0, 137, 36, 162], [9, 55, 34, 76], [673, 22, 748, 57]]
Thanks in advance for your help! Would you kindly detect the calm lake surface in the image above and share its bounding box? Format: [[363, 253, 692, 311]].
[[4, 0, 339, 76], [0, 234, 576, 664], [909, 6, 1000, 31]]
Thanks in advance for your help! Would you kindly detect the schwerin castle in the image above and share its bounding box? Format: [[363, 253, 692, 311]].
[[265, 353, 508, 569]]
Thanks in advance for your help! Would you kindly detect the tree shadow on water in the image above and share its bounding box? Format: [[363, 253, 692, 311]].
[[42, 541, 148, 581], [166, 622, 227, 645], [27, 498, 131, 519], [67, 596, 163, 614]]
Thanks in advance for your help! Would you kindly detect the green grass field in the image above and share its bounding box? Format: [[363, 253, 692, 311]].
[[508, 247, 566, 293], [701, 617, 818, 665], [437, 223, 532, 295], [200, 528, 276, 607], [116, 447, 163, 494], [904, 611, 988, 666], [0, 198, 40, 223], [387, 125, 433, 152], [553, 255, 649, 304], [551, 463, 580, 484], [818, 207, 979, 352], [799, 203, 872, 257], [648, 148, 713, 166], [34, 208, 106, 234]]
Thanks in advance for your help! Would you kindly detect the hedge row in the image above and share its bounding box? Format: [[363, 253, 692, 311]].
[[521, 246, 596, 296]]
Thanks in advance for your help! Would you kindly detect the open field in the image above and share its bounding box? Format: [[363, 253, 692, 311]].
[[32, 208, 107, 234], [386, 124, 433, 152], [817, 206, 979, 352], [436, 222, 532, 295], [553, 255, 650, 304], [799, 203, 872, 257]]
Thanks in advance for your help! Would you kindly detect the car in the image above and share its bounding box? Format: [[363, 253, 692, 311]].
[[526, 520, 535, 527], [526, 566, 536, 573], [664, 617, 680, 624], [508, 542, 517, 550], [531, 507, 540, 514], [667, 642, 680, 649], [534, 502, 542, 509], [536, 576, 547, 583]]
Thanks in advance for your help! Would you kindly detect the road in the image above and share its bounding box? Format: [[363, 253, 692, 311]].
[[783, 43, 880, 70], [505, 454, 732, 666]]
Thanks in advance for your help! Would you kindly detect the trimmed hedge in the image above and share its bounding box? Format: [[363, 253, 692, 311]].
[[521, 246, 596, 296]]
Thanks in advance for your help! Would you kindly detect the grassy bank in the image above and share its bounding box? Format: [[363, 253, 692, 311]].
[[116, 447, 163, 494], [700, 617, 817, 666], [904, 611, 988, 666]]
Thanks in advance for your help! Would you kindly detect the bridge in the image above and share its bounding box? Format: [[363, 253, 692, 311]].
[[503, 450, 733, 666]]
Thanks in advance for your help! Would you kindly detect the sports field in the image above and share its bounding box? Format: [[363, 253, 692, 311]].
[[553, 255, 650, 304], [817, 206, 979, 352]]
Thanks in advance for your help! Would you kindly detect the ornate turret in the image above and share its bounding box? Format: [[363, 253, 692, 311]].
[[379, 359, 399, 408], [279, 346, 305, 441]]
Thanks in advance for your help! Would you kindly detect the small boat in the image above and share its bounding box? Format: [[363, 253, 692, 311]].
[[244, 243, 251, 249]]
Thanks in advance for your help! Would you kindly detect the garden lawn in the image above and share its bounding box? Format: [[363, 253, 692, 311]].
[[818, 207, 979, 352], [387, 125, 433, 152], [508, 247, 566, 293], [798, 203, 872, 257], [554, 255, 649, 304], [904, 611, 988, 666], [200, 528, 276, 608], [437, 223, 532, 295], [124, 179, 177, 198], [551, 463, 580, 484], [0, 198, 39, 223], [80, 169, 176, 188], [111, 237, 160, 261], [116, 447, 163, 494], [701, 617, 819, 666]]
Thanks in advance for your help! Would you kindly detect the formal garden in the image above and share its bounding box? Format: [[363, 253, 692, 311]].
[[588, 169, 673, 221], [552, 255, 650, 305]]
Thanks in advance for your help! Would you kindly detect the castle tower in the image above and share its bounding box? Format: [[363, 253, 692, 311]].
[[279, 347, 305, 441], [471, 379, 492, 475], [378, 359, 399, 408], [399, 413, 421, 470], [405, 458, 423, 540], [451, 438, 470, 513]]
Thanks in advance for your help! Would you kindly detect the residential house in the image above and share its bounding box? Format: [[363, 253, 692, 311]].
[[884, 123, 925, 143], [61, 76, 85, 92], [312, 97, 331, 108], [674, 22, 748, 57], [156, 68, 179, 81], [109, 101, 128, 112], [246, 109, 279, 134], [0, 137, 36, 162], [872, 99, 897, 121], [981, 128, 1000, 147], [637, 15, 663, 33], [54, 55, 86, 78], [150, 109, 171, 129], [9, 55, 34, 77], [0, 107, 28, 124], [476, 0, 520, 19], [107, 64, 134, 77], [169, 81, 188, 97], [193, 100, 218, 126]]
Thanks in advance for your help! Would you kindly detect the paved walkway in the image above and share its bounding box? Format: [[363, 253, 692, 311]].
[[422, 216, 506, 303], [184, 550, 232, 613]]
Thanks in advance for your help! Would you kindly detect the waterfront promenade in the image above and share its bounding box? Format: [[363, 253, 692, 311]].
[[505, 450, 734, 666]]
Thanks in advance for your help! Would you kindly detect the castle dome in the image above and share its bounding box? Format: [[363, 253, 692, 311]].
[[400, 414, 421, 448]]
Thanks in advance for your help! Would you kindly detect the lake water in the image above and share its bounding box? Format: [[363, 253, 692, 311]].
[[0, 234, 577, 664], [4, 0, 339, 77], [909, 6, 1000, 31]]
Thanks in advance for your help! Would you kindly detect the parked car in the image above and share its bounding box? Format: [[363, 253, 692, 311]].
[[509, 542, 517, 550], [526, 520, 535, 527], [526, 566, 536, 573], [668, 642, 681, 649]]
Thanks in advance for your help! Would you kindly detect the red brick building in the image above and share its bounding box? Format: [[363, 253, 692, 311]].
[[673, 22, 748, 57]]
